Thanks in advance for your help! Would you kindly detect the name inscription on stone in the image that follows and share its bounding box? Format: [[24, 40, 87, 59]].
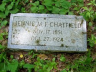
[[8, 13, 87, 52]]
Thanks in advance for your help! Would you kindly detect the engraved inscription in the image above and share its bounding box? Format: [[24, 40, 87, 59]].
[[12, 17, 83, 47]]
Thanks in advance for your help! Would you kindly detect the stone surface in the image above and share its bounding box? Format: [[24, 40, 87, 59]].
[[8, 13, 87, 52]]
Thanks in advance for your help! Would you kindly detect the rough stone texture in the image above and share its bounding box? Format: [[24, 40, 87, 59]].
[[8, 13, 87, 52]]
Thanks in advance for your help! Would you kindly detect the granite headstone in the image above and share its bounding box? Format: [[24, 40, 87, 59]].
[[8, 13, 87, 52]]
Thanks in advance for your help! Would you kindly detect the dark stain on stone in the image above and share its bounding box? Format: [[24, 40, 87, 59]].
[[35, 39, 40, 45], [60, 44, 64, 47], [44, 18, 46, 20], [71, 39, 75, 43]]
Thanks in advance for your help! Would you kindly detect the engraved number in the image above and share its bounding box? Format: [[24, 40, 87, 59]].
[[43, 37, 50, 41]]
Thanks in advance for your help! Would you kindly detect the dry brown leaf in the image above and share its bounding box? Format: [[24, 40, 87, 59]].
[[68, 0, 71, 2], [29, 0, 32, 3], [24, 55, 32, 63], [57, 54, 61, 61], [0, 29, 3, 33], [37, 54, 48, 60], [92, 54, 96, 60], [2, 40, 7, 45], [25, 58, 32, 63]]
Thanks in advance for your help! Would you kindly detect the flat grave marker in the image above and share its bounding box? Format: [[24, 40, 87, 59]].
[[8, 13, 87, 52]]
